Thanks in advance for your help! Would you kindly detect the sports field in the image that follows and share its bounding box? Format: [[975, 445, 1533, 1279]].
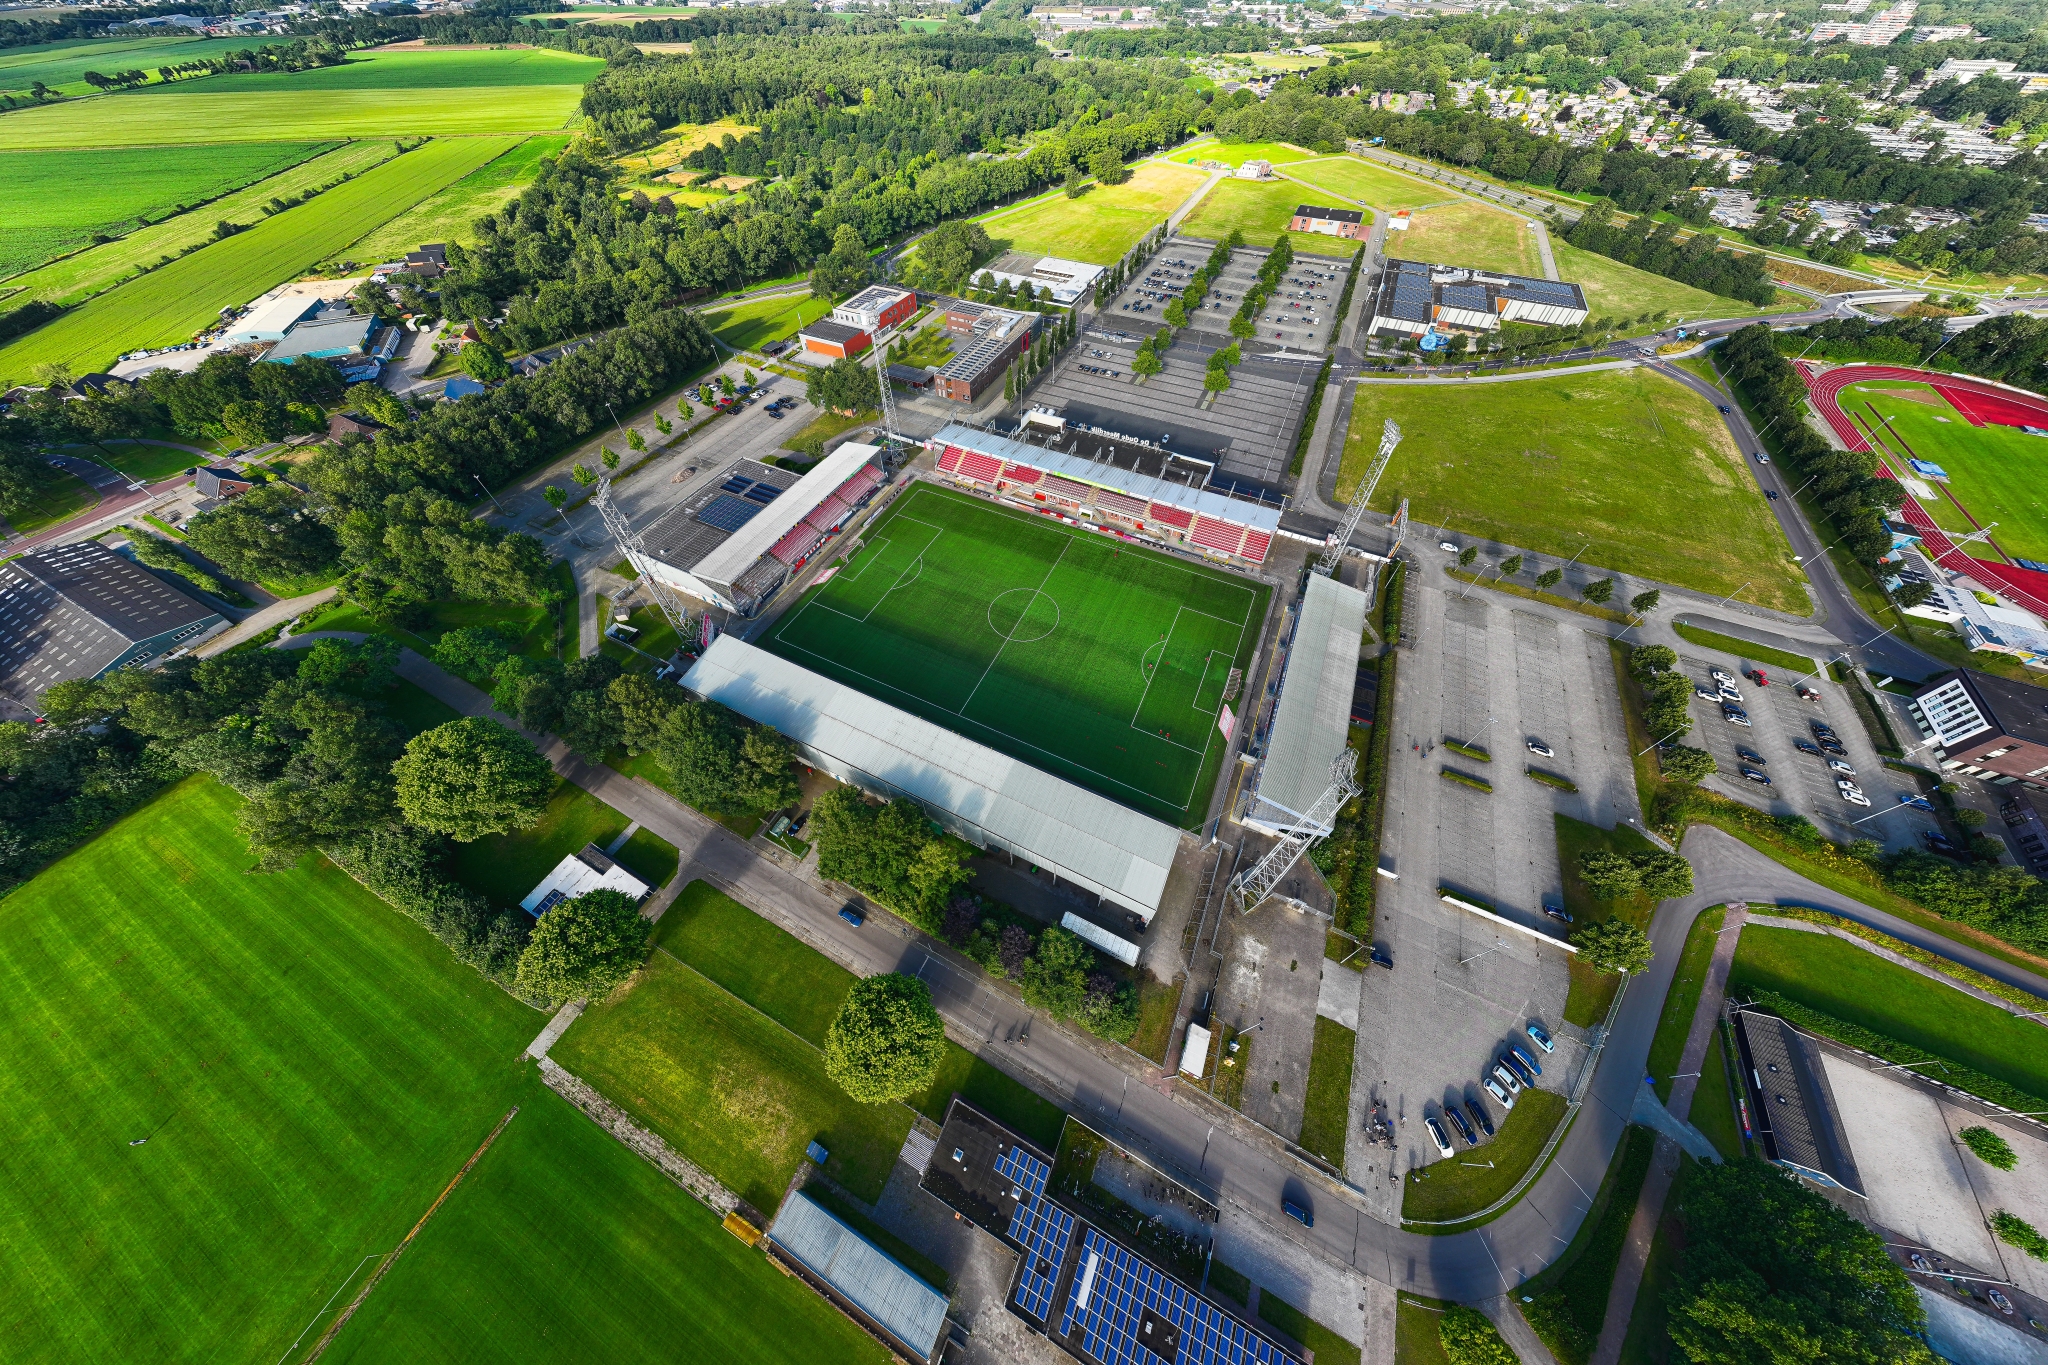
[[762, 484, 1269, 826], [980, 160, 1208, 265], [345, 133, 572, 259], [1179, 178, 1358, 259], [1839, 380, 2048, 564], [1284, 153, 1439, 209], [0, 136, 515, 382], [1341, 368, 1805, 612], [0, 141, 330, 278]]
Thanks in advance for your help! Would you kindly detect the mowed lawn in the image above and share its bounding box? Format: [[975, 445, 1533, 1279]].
[[1286, 153, 1440, 209], [700, 290, 833, 351], [347, 134, 573, 261], [320, 1073, 890, 1365], [0, 88, 581, 147], [1840, 380, 2048, 564], [1173, 139, 1317, 168], [1391, 199, 1543, 279], [1549, 239, 1733, 322], [761, 483, 1268, 826], [982, 160, 1209, 265], [1342, 368, 1804, 612], [0, 778, 539, 1363], [1179, 177, 1358, 257], [0, 140, 402, 309], [1731, 925, 2048, 1101], [0, 141, 329, 278], [0, 136, 514, 382]]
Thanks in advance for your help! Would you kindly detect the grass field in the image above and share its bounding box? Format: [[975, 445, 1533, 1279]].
[[1838, 380, 2048, 564], [1173, 139, 1316, 168], [0, 778, 545, 1363], [1341, 369, 1804, 612], [94, 439, 202, 483], [980, 160, 1207, 265], [762, 483, 1270, 827], [0, 88, 582, 147], [1402, 1089, 1569, 1226], [1549, 240, 1733, 322], [1557, 814, 1666, 1026], [1519, 1125, 1655, 1365], [1284, 153, 1439, 209], [0, 140, 402, 310], [320, 1072, 889, 1365], [2, 460, 96, 534], [447, 780, 676, 909], [1646, 906, 1724, 1101], [613, 116, 758, 179], [157, 47, 603, 94], [1730, 924, 2048, 1101], [1392, 199, 1545, 279], [1178, 177, 1358, 258], [0, 33, 296, 99], [346, 134, 572, 260], [1297, 1015, 1357, 1167], [0, 141, 329, 278], [700, 291, 832, 351], [0, 136, 515, 382]]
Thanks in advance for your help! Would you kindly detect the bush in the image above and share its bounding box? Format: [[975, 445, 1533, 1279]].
[[330, 822, 530, 988], [1992, 1210, 2048, 1261], [1439, 1306, 1517, 1365], [1960, 1125, 2017, 1171]]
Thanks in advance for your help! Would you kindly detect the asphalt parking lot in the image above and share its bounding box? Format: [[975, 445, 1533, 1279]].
[[1103, 239, 1340, 352], [1677, 651, 1939, 853]]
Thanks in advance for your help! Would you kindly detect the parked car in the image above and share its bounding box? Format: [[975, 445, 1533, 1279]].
[[1711, 669, 1735, 684], [1990, 1289, 2014, 1315], [1282, 1197, 1314, 1227], [1542, 903, 1572, 924], [1820, 738, 1849, 757], [1369, 944, 1393, 970], [1811, 721, 1839, 739], [1719, 683, 1744, 703], [1512, 1044, 1543, 1078], [1425, 1116, 1455, 1159], [1795, 739, 1822, 755], [1446, 1107, 1477, 1145], [1723, 707, 1752, 727], [1841, 787, 1871, 806], [1526, 1023, 1555, 1054], [765, 407, 784, 419], [1465, 1100, 1495, 1138], [1440, 541, 1460, 553], [1483, 1076, 1516, 1110], [1796, 684, 1821, 702], [1736, 747, 1765, 765], [1741, 767, 1772, 785], [1502, 1051, 1537, 1086], [1491, 1063, 1523, 1097], [1828, 759, 1856, 776], [837, 903, 866, 927], [1526, 740, 1555, 758], [1696, 686, 1722, 703], [1745, 668, 1770, 687]]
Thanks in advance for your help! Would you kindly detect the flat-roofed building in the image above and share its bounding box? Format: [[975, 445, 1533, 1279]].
[[935, 302, 1038, 402], [1369, 256, 1589, 337], [1907, 668, 2048, 790], [1245, 571, 1369, 833], [765, 1190, 948, 1365], [518, 843, 652, 917], [1288, 204, 1367, 240], [264, 311, 379, 362], [980, 252, 1106, 305], [797, 318, 872, 359], [832, 284, 917, 334], [682, 637, 1183, 921]]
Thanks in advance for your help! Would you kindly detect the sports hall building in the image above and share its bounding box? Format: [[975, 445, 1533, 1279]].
[[1368, 257, 1588, 338], [927, 421, 1280, 567], [628, 442, 888, 617]]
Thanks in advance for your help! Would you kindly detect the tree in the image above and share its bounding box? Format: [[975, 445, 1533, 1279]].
[[1954, 807, 1987, 830], [1498, 553, 1523, 577], [1579, 850, 1641, 899], [1630, 644, 1677, 678], [183, 484, 337, 584], [1670, 1159, 1925, 1364], [1632, 850, 1694, 900], [1535, 567, 1562, 589], [1660, 745, 1717, 784], [432, 625, 509, 680], [1457, 546, 1478, 568], [1581, 576, 1615, 604], [1959, 1125, 2017, 1170], [609, 673, 683, 755], [1573, 919, 1654, 975], [1132, 343, 1162, 378], [543, 485, 567, 511], [391, 718, 555, 842], [571, 463, 597, 488], [1439, 1307, 1517, 1365], [806, 355, 879, 415], [810, 223, 872, 298], [823, 973, 948, 1103], [513, 888, 649, 1007], [1895, 580, 1935, 609], [1018, 925, 1093, 1020], [1630, 589, 1662, 615], [459, 343, 511, 383]]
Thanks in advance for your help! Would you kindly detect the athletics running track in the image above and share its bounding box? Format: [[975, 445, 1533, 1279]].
[[1798, 361, 2048, 620]]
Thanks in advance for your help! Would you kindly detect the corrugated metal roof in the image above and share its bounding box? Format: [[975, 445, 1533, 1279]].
[[767, 1191, 948, 1360], [690, 443, 881, 589], [1257, 573, 1368, 820], [933, 424, 1281, 533], [683, 638, 1181, 917]]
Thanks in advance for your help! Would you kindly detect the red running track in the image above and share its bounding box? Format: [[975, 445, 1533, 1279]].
[[1799, 362, 2048, 621]]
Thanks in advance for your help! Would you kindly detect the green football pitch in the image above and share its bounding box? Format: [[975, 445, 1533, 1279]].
[[1842, 381, 2048, 566], [763, 484, 1270, 827]]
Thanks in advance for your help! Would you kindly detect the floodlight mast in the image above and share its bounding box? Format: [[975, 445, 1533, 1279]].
[[1316, 418, 1401, 577], [593, 477, 695, 645], [1230, 750, 1361, 914], [873, 332, 899, 439]]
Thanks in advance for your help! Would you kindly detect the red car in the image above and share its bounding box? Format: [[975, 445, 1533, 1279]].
[[1744, 668, 1769, 687], [1796, 684, 1821, 702]]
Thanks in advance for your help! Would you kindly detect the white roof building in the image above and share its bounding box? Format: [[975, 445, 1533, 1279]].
[[767, 1192, 948, 1365], [979, 252, 1107, 306], [682, 637, 1184, 921], [1246, 571, 1368, 833], [519, 844, 652, 916]]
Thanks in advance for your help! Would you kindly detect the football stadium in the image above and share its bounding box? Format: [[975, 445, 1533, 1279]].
[[759, 481, 1271, 829]]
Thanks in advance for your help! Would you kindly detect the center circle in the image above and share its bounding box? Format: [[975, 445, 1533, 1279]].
[[987, 588, 1061, 644]]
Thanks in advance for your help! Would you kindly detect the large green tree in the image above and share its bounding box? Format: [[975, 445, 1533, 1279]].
[[1579, 850, 1641, 899], [514, 887, 650, 1007], [823, 973, 947, 1103], [183, 484, 339, 585], [391, 717, 555, 841], [650, 700, 797, 815], [1572, 918, 1654, 976]]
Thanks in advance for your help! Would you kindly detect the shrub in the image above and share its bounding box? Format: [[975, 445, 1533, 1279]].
[[1440, 1306, 1517, 1365], [1992, 1210, 2048, 1261], [1960, 1126, 2017, 1171]]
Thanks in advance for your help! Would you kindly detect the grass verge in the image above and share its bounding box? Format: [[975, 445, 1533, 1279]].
[[1396, 1295, 1455, 1365], [1401, 1089, 1570, 1228], [1518, 1124, 1656, 1365], [1557, 813, 1662, 1026], [1130, 973, 1185, 1063], [1298, 1015, 1357, 1168], [1258, 1290, 1362, 1365], [449, 779, 629, 908], [1447, 568, 1629, 624], [1647, 906, 1725, 1102], [1670, 619, 1815, 676]]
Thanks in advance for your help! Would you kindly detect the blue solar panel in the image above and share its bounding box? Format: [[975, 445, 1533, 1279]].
[[721, 476, 756, 494], [996, 1145, 1050, 1201], [743, 482, 784, 504], [1060, 1229, 1302, 1365], [697, 494, 761, 532], [1009, 1198, 1074, 1324]]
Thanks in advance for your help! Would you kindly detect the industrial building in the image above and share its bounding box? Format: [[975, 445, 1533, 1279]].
[[797, 284, 917, 360], [796, 319, 872, 360], [1287, 204, 1367, 241], [681, 637, 1183, 922], [929, 420, 1281, 567], [979, 252, 1106, 305], [628, 443, 888, 617], [1367, 257, 1589, 338], [1906, 669, 2048, 790], [1243, 572, 1370, 833], [0, 541, 227, 715], [935, 301, 1039, 402]]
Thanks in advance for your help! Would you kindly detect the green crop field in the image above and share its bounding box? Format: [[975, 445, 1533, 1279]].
[[0, 778, 542, 1362], [0, 33, 298, 99], [345, 133, 572, 260], [0, 88, 583, 147], [0, 141, 330, 278], [159, 46, 604, 94], [1836, 380, 2048, 564], [0, 136, 515, 383], [0, 140, 402, 310], [1341, 368, 1805, 612], [1178, 177, 1357, 258], [980, 160, 1209, 265], [1390, 199, 1545, 279], [762, 484, 1269, 826]]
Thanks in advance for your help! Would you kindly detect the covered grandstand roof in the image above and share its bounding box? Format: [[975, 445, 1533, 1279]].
[[931, 423, 1281, 534], [682, 637, 1182, 919], [1254, 572, 1369, 825], [688, 442, 882, 590], [766, 1190, 948, 1363]]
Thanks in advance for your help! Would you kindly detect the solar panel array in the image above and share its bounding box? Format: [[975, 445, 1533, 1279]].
[[1060, 1229, 1302, 1365], [698, 494, 764, 533], [996, 1144, 1050, 1201], [998, 1145, 1072, 1325], [744, 482, 784, 504], [1384, 261, 1434, 324], [1508, 278, 1582, 303], [722, 475, 757, 494]]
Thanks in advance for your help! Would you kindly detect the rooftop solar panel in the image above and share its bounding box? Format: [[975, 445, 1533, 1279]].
[[721, 476, 755, 494], [996, 1145, 1051, 1201], [743, 482, 784, 504], [1060, 1228, 1302, 1365], [1010, 1198, 1075, 1325], [698, 494, 763, 533]]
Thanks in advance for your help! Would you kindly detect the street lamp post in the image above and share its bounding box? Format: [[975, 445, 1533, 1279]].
[[1711, 581, 1752, 609], [473, 474, 506, 516]]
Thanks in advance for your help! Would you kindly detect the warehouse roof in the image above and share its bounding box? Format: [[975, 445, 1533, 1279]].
[[767, 1190, 947, 1363], [682, 637, 1182, 918], [0, 541, 220, 711], [688, 442, 881, 591], [1256, 572, 1368, 822]]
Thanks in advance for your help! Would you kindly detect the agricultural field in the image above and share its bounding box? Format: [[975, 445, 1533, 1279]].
[[980, 160, 1208, 265], [0, 136, 516, 383], [1389, 199, 1545, 279], [0, 140, 402, 310], [1341, 368, 1805, 612], [1178, 178, 1358, 258], [154, 46, 603, 94], [1837, 379, 2048, 564], [762, 483, 1268, 827], [1172, 138, 1317, 168], [0, 33, 298, 100], [0, 141, 330, 278], [0, 87, 583, 147], [346, 134, 572, 260]]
